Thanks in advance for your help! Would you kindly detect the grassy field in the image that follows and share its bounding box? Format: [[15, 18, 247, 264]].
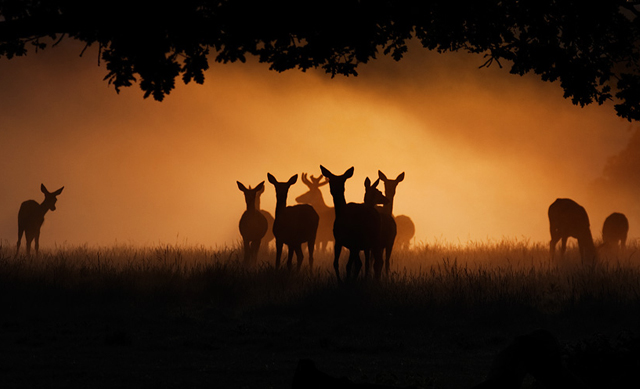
[[1, 239, 639, 388]]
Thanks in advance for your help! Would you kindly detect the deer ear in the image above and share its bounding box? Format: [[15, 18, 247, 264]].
[[41, 184, 49, 194], [319, 165, 332, 178], [345, 167, 354, 178], [237, 181, 247, 192], [372, 178, 380, 188], [267, 173, 277, 185], [396, 172, 405, 182], [378, 170, 388, 181], [364, 177, 371, 188], [255, 181, 265, 191], [288, 174, 298, 185], [53, 187, 64, 195]]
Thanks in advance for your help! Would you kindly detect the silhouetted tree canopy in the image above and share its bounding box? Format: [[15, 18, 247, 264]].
[[2, 1, 640, 120]]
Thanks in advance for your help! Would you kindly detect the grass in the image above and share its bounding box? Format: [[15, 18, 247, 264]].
[[1, 239, 640, 388]]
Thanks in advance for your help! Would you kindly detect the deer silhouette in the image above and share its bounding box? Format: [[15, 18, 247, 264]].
[[377, 170, 409, 274], [295, 173, 334, 252], [267, 173, 319, 271], [548, 198, 596, 262], [362, 177, 390, 278], [319, 165, 387, 282], [16, 184, 64, 257], [394, 215, 415, 250], [602, 212, 629, 251], [255, 184, 275, 249], [237, 181, 268, 265]]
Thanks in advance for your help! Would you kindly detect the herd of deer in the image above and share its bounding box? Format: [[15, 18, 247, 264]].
[[13, 176, 631, 279], [237, 167, 415, 282]]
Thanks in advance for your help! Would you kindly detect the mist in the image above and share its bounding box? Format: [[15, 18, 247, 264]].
[[0, 40, 635, 250]]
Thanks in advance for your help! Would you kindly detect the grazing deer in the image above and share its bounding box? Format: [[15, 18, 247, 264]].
[[394, 215, 415, 250], [267, 173, 319, 271], [377, 170, 409, 274], [548, 198, 596, 262], [319, 165, 387, 282], [237, 181, 269, 265], [16, 184, 64, 257], [255, 184, 275, 249], [295, 173, 335, 252], [602, 212, 629, 251]]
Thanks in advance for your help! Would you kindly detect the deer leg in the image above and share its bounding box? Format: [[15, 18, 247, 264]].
[[251, 240, 261, 265], [25, 234, 33, 257], [16, 228, 24, 257], [307, 240, 315, 271], [295, 245, 304, 271], [287, 245, 295, 271], [351, 251, 362, 280], [549, 237, 559, 259], [333, 243, 343, 283], [560, 237, 567, 257], [383, 248, 389, 275], [373, 247, 384, 279], [34, 230, 40, 256], [243, 240, 251, 263], [275, 240, 283, 269]]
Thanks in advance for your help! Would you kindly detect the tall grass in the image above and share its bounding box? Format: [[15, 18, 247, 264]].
[[2, 239, 640, 316]]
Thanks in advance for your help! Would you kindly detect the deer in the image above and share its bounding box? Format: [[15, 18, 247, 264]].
[[319, 165, 387, 282], [362, 177, 391, 278], [548, 198, 597, 263], [377, 170, 409, 274], [255, 184, 275, 249], [237, 181, 269, 265], [267, 173, 319, 271], [394, 215, 415, 250], [295, 173, 334, 252], [601, 212, 629, 251], [16, 184, 64, 257]]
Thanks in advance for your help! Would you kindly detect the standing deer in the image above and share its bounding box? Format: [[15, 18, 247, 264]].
[[548, 198, 596, 262], [394, 215, 415, 250], [363, 177, 391, 277], [237, 181, 268, 265], [295, 173, 334, 252], [267, 173, 319, 271], [16, 184, 64, 257], [319, 165, 387, 282], [602, 212, 629, 250], [255, 184, 275, 249], [377, 170, 408, 274]]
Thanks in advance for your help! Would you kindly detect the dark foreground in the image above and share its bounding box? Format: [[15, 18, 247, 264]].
[[1, 248, 640, 388]]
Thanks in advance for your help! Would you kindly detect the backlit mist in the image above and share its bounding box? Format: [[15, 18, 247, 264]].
[[1, 40, 637, 250]]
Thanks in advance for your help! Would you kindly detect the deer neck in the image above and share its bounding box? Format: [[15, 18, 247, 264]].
[[38, 200, 54, 216], [245, 196, 258, 213], [274, 195, 288, 216], [330, 191, 347, 215]]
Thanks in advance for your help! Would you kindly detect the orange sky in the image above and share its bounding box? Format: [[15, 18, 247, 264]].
[[0, 40, 636, 249]]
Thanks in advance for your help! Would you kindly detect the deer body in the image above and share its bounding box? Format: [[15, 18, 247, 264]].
[[267, 173, 319, 270], [602, 212, 628, 250], [548, 198, 596, 262], [320, 165, 387, 282], [295, 173, 335, 252], [255, 184, 275, 248], [394, 215, 415, 250], [16, 184, 64, 256], [237, 181, 268, 265], [377, 171, 408, 274]]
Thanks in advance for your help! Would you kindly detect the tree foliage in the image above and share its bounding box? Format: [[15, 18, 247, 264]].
[[1, 0, 640, 120]]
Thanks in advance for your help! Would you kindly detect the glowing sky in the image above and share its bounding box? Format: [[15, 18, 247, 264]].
[[0, 40, 636, 249]]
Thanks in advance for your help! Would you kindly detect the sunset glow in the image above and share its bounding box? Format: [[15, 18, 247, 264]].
[[0, 40, 636, 250]]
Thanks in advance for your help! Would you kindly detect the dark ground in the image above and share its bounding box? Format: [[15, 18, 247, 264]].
[[2, 281, 639, 389]]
